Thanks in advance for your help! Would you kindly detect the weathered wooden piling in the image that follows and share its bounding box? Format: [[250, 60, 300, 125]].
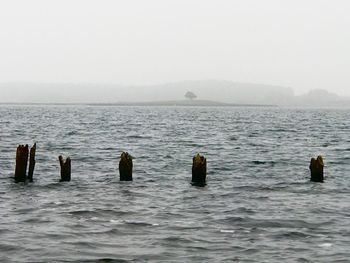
[[59, 156, 71, 182], [310, 155, 324, 182], [192, 153, 207, 186], [119, 152, 133, 181], [27, 143, 36, 182], [14, 144, 29, 182]]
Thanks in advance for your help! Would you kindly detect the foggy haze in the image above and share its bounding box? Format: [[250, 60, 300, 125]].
[[0, 0, 350, 99], [1, 81, 349, 107]]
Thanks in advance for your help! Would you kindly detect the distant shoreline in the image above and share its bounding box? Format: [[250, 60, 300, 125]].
[[0, 100, 276, 107], [2, 81, 349, 107]]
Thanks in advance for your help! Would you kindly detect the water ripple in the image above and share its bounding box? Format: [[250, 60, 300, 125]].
[[0, 106, 349, 262]]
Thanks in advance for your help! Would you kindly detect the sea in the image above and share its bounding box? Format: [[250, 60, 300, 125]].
[[0, 105, 349, 262]]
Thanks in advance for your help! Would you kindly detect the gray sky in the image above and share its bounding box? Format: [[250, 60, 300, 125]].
[[0, 0, 349, 96]]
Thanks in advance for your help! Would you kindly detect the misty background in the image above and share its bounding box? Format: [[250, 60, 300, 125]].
[[0, 0, 349, 104]]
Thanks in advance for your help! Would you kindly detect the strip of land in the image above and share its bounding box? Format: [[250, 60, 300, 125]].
[[0, 100, 276, 107]]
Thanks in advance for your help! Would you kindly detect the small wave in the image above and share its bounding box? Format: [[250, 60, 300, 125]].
[[0, 243, 18, 252], [0, 229, 11, 235], [13, 208, 36, 213], [318, 243, 333, 248], [333, 148, 350, 153], [234, 184, 287, 192], [68, 210, 95, 216], [84, 228, 121, 235], [127, 135, 152, 139], [272, 231, 311, 239], [110, 219, 121, 224], [124, 220, 154, 227], [220, 229, 235, 233], [248, 132, 260, 138], [91, 259, 129, 263], [222, 217, 327, 229], [22, 217, 53, 224], [66, 131, 78, 136], [252, 160, 276, 166], [266, 128, 297, 133], [235, 207, 256, 215], [163, 236, 193, 244], [62, 241, 98, 249]]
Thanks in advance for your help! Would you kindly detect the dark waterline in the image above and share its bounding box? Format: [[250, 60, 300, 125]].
[[0, 106, 349, 262]]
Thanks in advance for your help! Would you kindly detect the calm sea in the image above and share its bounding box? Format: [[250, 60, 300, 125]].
[[0, 105, 349, 262]]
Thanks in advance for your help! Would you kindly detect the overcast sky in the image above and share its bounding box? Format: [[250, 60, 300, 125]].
[[0, 0, 349, 96]]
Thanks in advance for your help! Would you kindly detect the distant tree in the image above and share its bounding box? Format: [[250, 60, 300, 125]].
[[185, 91, 197, 100]]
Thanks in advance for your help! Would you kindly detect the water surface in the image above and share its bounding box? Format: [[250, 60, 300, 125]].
[[0, 106, 349, 262]]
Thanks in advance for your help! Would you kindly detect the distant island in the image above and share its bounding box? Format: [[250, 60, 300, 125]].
[[0, 80, 349, 107], [87, 100, 275, 107]]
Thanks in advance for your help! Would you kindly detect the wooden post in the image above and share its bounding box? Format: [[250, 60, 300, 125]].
[[27, 143, 36, 182], [192, 153, 207, 186], [310, 155, 324, 182], [119, 152, 133, 181], [14, 145, 29, 182], [59, 156, 71, 182]]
